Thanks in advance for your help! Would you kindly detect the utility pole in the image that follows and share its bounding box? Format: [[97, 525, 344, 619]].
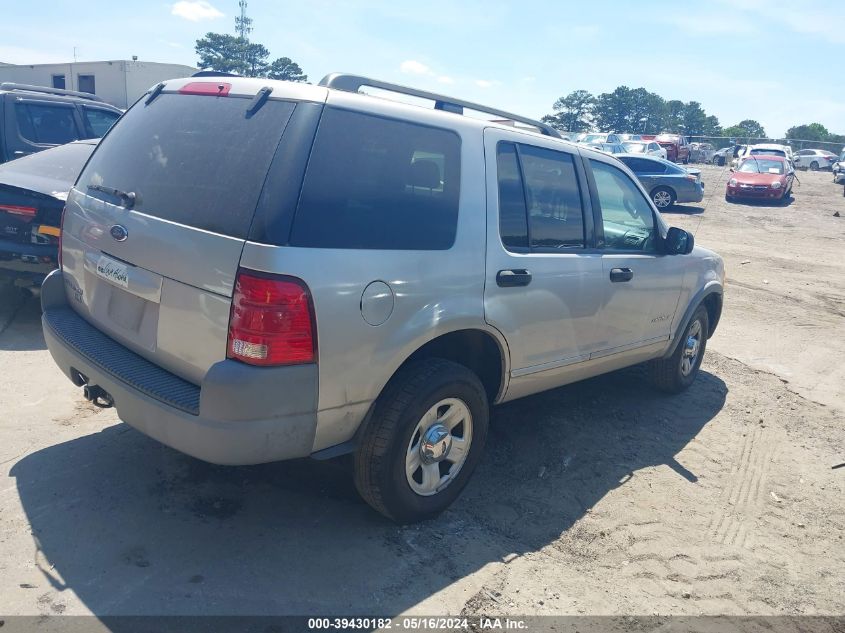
[[235, 0, 253, 71], [236, 0, 253, 40]]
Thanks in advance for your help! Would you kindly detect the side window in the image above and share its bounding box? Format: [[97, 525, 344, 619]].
[[82, 108, 120, 138], [291, 108, 461, 250], [590, 160, 657, 252], [519, 145, 585, 249], [496, 143, 528, 249], [620, 157, 664, 174], [495, 142, 586, 251], [15, 103, 80, 145]]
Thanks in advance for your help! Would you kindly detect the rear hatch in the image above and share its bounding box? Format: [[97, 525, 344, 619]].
[[61, 79, 326, 384]]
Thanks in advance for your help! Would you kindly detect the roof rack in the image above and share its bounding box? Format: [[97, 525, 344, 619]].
[[0, 82, 106, 103], [319, 73, 561, 139]]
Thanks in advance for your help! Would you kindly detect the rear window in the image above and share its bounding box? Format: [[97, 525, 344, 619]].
[[290, 108, 461, 250], [75, 93, 295, 238]]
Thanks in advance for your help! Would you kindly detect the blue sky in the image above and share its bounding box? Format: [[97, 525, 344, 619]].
[[3, 0, 843, 137]]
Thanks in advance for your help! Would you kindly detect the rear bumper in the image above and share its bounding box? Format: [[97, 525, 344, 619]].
[[0, 237, 57, 283], [678, 185, 704, 204], [41, 270, 318, 465]]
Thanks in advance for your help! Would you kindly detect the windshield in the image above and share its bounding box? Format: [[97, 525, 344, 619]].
[[738, 159, 784, 174], [582, 134, 605, 143], [623, 142, 646, 153], [750, 149, 785, 157]]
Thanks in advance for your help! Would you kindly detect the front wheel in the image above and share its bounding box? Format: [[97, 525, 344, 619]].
[[652, 187, 676, 209], [354, 359, 489, 523], [810, 161, 819, 171], [648, 305, 709, 393]]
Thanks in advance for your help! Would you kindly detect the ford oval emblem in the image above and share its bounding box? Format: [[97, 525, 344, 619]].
[[110, 225, 128, 241]]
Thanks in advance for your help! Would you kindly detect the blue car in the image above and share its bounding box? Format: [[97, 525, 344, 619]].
[[617, 154, 704, 209]]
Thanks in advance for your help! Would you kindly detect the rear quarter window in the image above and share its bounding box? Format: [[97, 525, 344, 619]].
[[75, 93, 295, 238], [289, 108, 461, 250]]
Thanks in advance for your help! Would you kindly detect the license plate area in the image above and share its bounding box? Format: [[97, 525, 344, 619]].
[[96, 254, 129, 288]]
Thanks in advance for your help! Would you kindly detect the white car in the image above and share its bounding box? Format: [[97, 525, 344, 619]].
[[579, 132, 622, 145], [622, 140, 667, 159], [793, 148, 838, 171], [737, 143, 793, 163]]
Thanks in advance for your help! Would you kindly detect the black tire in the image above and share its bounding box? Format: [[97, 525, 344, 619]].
[[651, 186, 676, 209], [682, 154, 690, 164], [810, 161, 819, 171], [716, 155, 725, 166], [354, 358, 489, 523], [648, 305, 709, 394]]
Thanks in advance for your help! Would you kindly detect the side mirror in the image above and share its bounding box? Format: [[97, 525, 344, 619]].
[[664, 227, 695, 255], [729, 167, 735, 172]]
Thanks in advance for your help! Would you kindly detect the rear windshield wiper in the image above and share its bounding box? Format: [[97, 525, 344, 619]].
[[88, 184, 136, 209]]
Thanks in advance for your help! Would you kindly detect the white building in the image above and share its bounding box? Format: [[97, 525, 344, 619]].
[[0, 60, 197, 108]]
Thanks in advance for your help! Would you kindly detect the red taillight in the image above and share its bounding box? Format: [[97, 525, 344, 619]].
[[227, 270, 316, 366], [58, 205, 66, 269], [0, 204, 37, 219], [178, 82, 231, 96]]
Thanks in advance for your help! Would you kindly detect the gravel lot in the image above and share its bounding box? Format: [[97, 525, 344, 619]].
[[0, 165, 843, 620]]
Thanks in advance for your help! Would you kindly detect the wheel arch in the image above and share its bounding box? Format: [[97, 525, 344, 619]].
[[662, 284, 723, 359], [396, 327, 510, 404]]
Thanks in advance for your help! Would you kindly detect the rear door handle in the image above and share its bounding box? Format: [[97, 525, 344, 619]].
[[496, 269, 532, 287], [610, 267, 634, 283]]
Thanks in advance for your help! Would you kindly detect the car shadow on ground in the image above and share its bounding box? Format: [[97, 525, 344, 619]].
[[725, 196, 793, 208], [10, 361, 727, 620], [0, 289, 45, 351], [664, 205, 705, 215]]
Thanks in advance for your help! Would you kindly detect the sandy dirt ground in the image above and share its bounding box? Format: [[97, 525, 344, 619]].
[[0, 164, 843, 623]]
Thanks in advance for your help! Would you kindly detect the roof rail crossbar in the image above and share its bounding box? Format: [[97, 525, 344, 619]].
[[318, 73, 561, 138], [0, 82, 106, 103]]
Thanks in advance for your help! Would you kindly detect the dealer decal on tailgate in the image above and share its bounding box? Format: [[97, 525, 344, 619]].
[[96, 255, 129, 288]]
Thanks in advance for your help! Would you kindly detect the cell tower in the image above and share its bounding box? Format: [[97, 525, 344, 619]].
[[236, 0, 253, 41]]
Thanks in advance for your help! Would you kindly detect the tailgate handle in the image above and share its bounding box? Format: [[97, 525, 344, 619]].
[[610, 267, 634, 283], [497, 269, 532, 287]]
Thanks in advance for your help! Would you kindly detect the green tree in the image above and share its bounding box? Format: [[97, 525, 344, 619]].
[[785, 123, 830, 142], [682, 101, 707, 136], [661, 100, 685, 133], [541, 89, 594, 132], [267, 57, 308, 82], [195, 33, 247, 74], [723, 119, 766, 139], [593, 86, 633, 132], [242, 42, 270, 77], [702, 115, 722, 137], [194, 7, 307, 80]]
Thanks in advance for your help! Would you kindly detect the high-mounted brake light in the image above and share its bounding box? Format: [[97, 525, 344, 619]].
[[227, 270, 316, 366], [178, 82, 231, 96], [0, 204, 37, 219]]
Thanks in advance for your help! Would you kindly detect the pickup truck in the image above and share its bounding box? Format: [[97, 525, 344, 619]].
[[655, 133, 691, 164]]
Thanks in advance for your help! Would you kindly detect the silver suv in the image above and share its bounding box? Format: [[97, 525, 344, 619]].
[[41, 74, 724, 523]]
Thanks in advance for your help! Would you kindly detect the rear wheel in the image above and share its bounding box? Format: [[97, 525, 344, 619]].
[[652, 187, 676, 209], [649, 305, 709, 393], [354, 359, 489, 523], [810, 161, 819, 171]]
